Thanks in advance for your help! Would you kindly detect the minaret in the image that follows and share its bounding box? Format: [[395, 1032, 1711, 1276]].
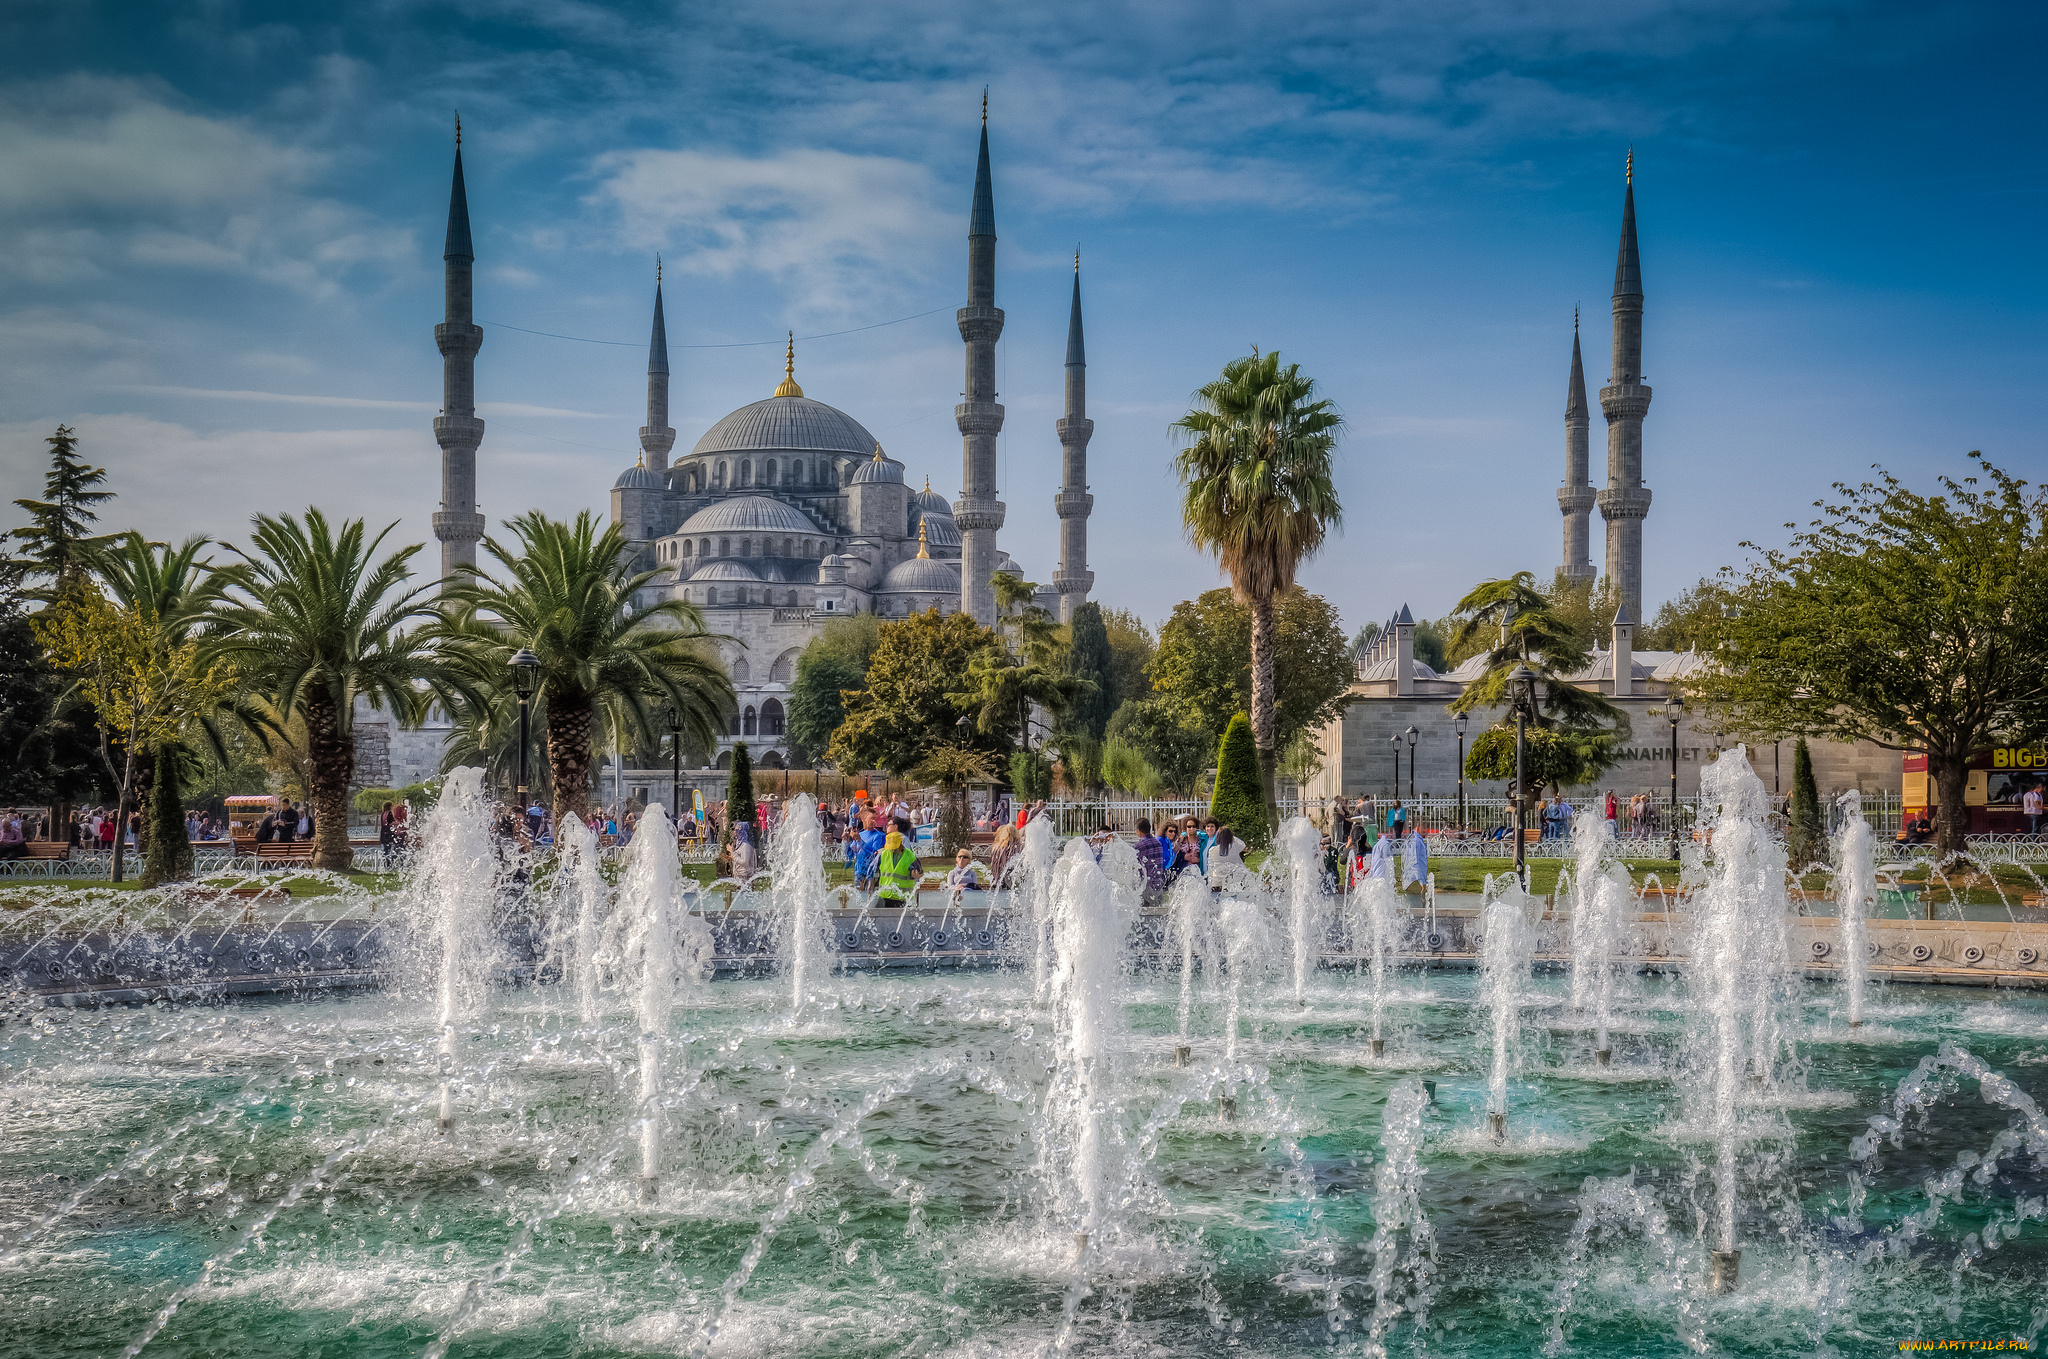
[[432, 115, 486, 585], [1597, 149, 1652, 622], [1052, 250, 1095, 623], [953, 92, 1006, 625], [640, 259, 675, 474], [1557, 307, 1595, 582]]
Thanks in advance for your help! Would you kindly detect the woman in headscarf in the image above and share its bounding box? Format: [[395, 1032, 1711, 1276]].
[[730, 819, 758, 881]]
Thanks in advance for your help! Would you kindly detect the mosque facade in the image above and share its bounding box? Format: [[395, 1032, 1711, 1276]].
[[427, 109, 1096, 773]]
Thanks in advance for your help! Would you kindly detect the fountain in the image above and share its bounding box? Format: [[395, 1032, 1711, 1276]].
[[1350, 874, 1402, 1058], [765, 795, 827, 1015], [616, 803, 709, 1202], [1831, 789, 1877, 1026], [1685, 745, 1794, 1292], [408, 767, 500, 1132], [1275, 816, 1326, 1007], [1477, 875, 1537, 1141], [1012, 814, 1060, 1002], [1567, 814, 1630, 1065], [556, 813, 605, 1023], [1363, 1077, 1437, 1356], [1042, 838, 1133, 1253]]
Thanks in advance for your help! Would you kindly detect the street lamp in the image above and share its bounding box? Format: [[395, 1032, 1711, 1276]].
[[1508, 663, 1539, 888], [509, 648, 540, 811], [665, 701, 682, 821], [1454, 711, 1469, 836], [1666, 690, 1686, 860], [1404, 726, 1418, 806], [1389, 734, 1402, 806]]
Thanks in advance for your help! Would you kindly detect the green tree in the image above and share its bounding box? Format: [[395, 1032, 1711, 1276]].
[[1174, 348, 1344, 826], [141, 746, 194, 887], [1463, 725, 1611, 800], [1788, 738, 1824, 866], [1057, 732, 1103, 796], [1150, 587, 1353, 753], [1540, 571, 1619, 656], [1107, 697, 1212, 797], [435, 511, 731, 830], [952, 572, 1087, 754], [203, 511, 460, 871], [6, 426, 114, 600], [1637, 577, 1734, 652], [727, 740, 756, 840], [829, 609, 1009, 775], [1207, 713, 1269, 848], [1280, 728, 1325, 788], [1348, 622, 1381, 662], [912, 744, 998, 857], [1062, 601, 1115, 741], [786, 614, 882, 765], [1008, 749, 1053, 804], [1101, 737, 1162, 797], [1691, 454, 2048, 859], [1101, 607, 1156, 710], [1411, 617, 1449, 673]]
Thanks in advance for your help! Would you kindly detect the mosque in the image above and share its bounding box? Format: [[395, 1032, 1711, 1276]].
[[424, 106, 1096, 771]]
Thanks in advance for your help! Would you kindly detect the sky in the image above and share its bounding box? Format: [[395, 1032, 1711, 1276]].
[[1, 0, 2042, 637]]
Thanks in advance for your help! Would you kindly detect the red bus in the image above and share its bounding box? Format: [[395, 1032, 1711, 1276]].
[[1902, 746, 2046, 834]]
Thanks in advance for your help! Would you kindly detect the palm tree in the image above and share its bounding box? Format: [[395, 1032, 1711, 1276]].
[[434, 511, 731, 829], [203, 511, 456, 872], [1173, 348, 1344, 824]]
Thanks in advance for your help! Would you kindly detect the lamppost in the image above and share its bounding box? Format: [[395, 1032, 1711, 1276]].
[[1405, 726, 1418, 806], [1508, 663, 1538, 888], [1454, 711, 1469, 837], [1666, 690, 1686, 861], [665, 701, 682, 820], [509, 648, 540, 812], [1389, 734, 1402, 806]]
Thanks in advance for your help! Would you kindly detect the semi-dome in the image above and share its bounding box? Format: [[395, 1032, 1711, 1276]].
[[880, 555, 960, 594], [688, 396, 878, 459], [676, 495, 824, 537], [689, 561, 762, 582], [919, 513, 961, 551], [849, 449, 905, 486], [613, 462, 662, 490]]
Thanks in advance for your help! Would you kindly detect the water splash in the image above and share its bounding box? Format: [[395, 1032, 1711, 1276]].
[[1275, 816, 1326, 1007], [1479, 876, 1537, 1134], [1362, 1077, 1437, 1356], [1831, 790, 1877, 1026], [1043, 838, 1133, 1247], [767, 795, 827, 1017], [407, 767, 498, 1133], [1568, 814, 1630, 1060], [618, 804, 709, 1200], [556, 814, 605, 1024]]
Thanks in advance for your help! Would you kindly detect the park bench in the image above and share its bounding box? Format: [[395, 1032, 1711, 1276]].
[[22, 841, 69, 862], [253, 842, 316, 867]]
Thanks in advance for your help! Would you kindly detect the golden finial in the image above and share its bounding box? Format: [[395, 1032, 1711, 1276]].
[[923, 473, 932, 493], [1074, 246, 1080, 275], [916, 517, 930, 559], [1626, 146, 1633, 185], [871, 442, 885, 461], [656, 253, 662, 283], [455, 110, 461, 147], [981, 87, 988, 127], [1574, 303, 1580, 332], [773, 331, 804, 398]]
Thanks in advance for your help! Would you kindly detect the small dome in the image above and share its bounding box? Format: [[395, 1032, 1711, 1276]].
[[850, 451, 905, 486], [677, 495, 824, 537], [912, 478, 952, 516], [614, 462, 662, 490], [690, 561, 762, 582], [880, 556, 960, 594], [919, 513, 961, 550], [995, 552, 1025, 578]]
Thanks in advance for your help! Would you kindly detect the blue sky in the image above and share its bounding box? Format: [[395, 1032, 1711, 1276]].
[[2, 0, 2041, 634]]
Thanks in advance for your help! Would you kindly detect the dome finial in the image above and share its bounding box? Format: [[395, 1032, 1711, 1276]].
[[1626, 145, 1633, 185], [455, 109, 461, 148], [656, 252, 661, 283], [917, 517, 930, 559], [773, 330, 804, 398], [872, 442, 885, 461], [981, 86, 988, 127]]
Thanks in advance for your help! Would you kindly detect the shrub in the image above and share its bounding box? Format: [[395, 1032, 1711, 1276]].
[[1208, 713, 1268, 848]]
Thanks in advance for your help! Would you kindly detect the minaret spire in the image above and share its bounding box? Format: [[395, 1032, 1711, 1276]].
[[1052, 248, 1094, 623], [954, 96, 1006, 624], [1598, 151, 1653, 621], [432, 119, 485, 584], [639, 262, 676, 473], [1557, 306, 1595, 582]]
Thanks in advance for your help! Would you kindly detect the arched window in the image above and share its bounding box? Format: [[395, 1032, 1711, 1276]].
[[731, 656, 750, 683], [715, 461, 727, 486], [715, 749, 732, 769], [779, 536, 790, 556], [759, 748, 786, 770], [800, 538, 811, 556], [700, 538, 710, 558], [763, 459, 776, 486], [682, 539, 694, 557], [761, 698, 785, 737], [727, 706, 740, 736], [719, 537, 730, 558], [769, 648, 799, 684], [739, 459, 751, 486], [742, 705, 757, 737], [741, 538, 753, 556]]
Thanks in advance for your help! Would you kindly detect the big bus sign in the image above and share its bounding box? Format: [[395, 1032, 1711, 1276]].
[[1902, 747, 2048, 833]]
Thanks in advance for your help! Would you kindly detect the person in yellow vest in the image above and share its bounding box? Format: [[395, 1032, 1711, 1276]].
[[875, 817, 922, 904]]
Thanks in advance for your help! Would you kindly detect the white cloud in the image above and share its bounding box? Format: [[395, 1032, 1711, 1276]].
[[591, 147, 950, 320], [0, 75, 411, 295], [113, 386, 610, 419]]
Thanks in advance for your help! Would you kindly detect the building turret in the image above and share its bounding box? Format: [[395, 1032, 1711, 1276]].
[[640, 261, 675, 474], [432, 116, 486, 585], [953, 93, 1006, 625], [1557, 308, 1595, 582], [1052, 251, 1095, 623], [1597, 150, 1653, 622]]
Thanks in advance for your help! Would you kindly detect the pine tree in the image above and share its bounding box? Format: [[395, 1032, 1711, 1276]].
[[141, 748, 194, 887], [1208, 712, 1269, 849], [7, 426, 113, 598], [1788, 737, 1825, 866], [1063, 601, 1115, 741], [727, 741, 757, 840]]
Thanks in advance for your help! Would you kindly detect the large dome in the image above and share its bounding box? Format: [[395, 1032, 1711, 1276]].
[[689, 396, 877, 458], [677, 495, 825, 537]]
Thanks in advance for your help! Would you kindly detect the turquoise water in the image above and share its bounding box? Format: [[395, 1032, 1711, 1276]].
[[2, 962, 2044, 1357]]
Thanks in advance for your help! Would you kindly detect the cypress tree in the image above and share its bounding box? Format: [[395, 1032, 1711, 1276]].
[[1788, 737, 1825, 866], [728, 741, 757, 840], [140, 748, 194, 887], [1063, 602, 1115, 741], [1008, 749, 1053, 804], [1208, 712, 1269, 849]]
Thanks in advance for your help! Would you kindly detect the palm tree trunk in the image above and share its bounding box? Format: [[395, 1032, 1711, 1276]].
[[548, 696, 596, 830], [1249, 589, 1280, 830], [302, 688, 356, 872]]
